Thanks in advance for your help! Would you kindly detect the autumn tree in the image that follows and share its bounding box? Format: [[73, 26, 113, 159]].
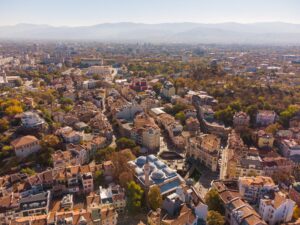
[[21, 168, 36, 176], [205, 188, 224, 214], [0, 118, 9, 132], [293, 205, 300, 220], [265, 123, 282, 135], [206, 210, 225, 225], [41, 134, 60, 148], [127, 181, 144, 213], [119, 171, 133, 187], [110, 149, 135, 178], [148, 185, 162, 210]]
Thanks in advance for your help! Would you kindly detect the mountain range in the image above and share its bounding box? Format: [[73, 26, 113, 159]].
[[1, 22, 300, 44]]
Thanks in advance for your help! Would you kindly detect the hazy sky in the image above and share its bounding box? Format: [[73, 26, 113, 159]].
[[0, 0, 300, 26]]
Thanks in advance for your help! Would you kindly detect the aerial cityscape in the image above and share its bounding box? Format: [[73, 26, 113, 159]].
[[1, 0, 300, 225]]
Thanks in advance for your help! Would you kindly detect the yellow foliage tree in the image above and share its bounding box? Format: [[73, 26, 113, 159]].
[[293, 205, 300, 220], [5, 105, 23, 116]]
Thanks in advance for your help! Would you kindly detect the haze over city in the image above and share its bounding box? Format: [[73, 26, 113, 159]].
[[2, 1, 300, 225], [1, 0, 300, 26]]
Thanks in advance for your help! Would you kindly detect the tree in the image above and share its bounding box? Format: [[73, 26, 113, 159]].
[[293, 205, 300, 220], [175, 111, 186, 125], [205, 188, 224, 214], [280, 105, 300, 127], [94, 170, 104, 187], [116, 137, 136, 150], [265, 123, 282, 135], [152, 82, 162, 95], [21, 168, 36, 176], [41, 134, 60, 148], [148, 185, 162, 210], [206, 210, 225, 225], [37, 147, 54, 167], [127, 181, 144, 213], [0, 118, 9, 132], [215, 106, 234, 127], [95, 147, 115, 164], [110, 149, 135, 178], [119, 171, 133, 187], [2, 145, 12, 152], [5, 105, 23, 116]]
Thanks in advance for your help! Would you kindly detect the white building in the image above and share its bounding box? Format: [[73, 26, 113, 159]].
[[238, 176, 276, 204], [56, 126, 83, 144], [21, 111, 45, 129], [99, 184, 126, 213], [259, 192, 295, 225], [11, 135, 41, 158], [115, 104, 143, 121]]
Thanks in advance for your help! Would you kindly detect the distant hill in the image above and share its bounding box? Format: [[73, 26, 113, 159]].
[[1, 22, 300, 44]]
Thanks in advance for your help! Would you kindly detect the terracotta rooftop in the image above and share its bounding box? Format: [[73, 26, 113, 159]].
[[11, 135, 38, 149]]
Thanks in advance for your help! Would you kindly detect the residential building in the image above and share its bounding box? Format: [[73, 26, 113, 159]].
[[211, 180, 267, 225], [11, 135, 41, 158], [66, 144, 89, 165], [254, 130, 274, 149], [161, 204, 197, 225], [100, 207, 118, 225], [238, 176, 277, 204], [20, 111, 45, 129], [259, 191, 295, 225], [233, 111, 250, 129], [19, 191, 51, 217], [60, 194, 73, 210], [99, 184, 126, 213], [185, 117, 200, 133], [81, 172, 94, 193], [107, 96, 143, 121], [131, 113, 160, 151], [52, 210, 92, 224], [56, 126, 83, 144], [130, 78, 148, 92], [278, 138, 300, 158], [187, 134, 221, 172], [162, 184, 207, 221], [262, 156, 294, 176], [289, 182, 300, 206], [51, 150, 81, 168], [256, 110, 276, 126], [220, 131, 249, 179]]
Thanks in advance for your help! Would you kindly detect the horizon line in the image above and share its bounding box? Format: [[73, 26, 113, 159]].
[[1, 20, 300, 28]]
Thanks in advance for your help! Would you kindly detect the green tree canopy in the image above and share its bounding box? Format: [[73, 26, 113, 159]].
[[148, 185, 162, 210], [116, 137, 136, 150], [94, 147, 115, 164], [206, 210, 225, 225], [127, 181, 144, 213], [205, 188, 224, 214], [94, 170, 104, 187]]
